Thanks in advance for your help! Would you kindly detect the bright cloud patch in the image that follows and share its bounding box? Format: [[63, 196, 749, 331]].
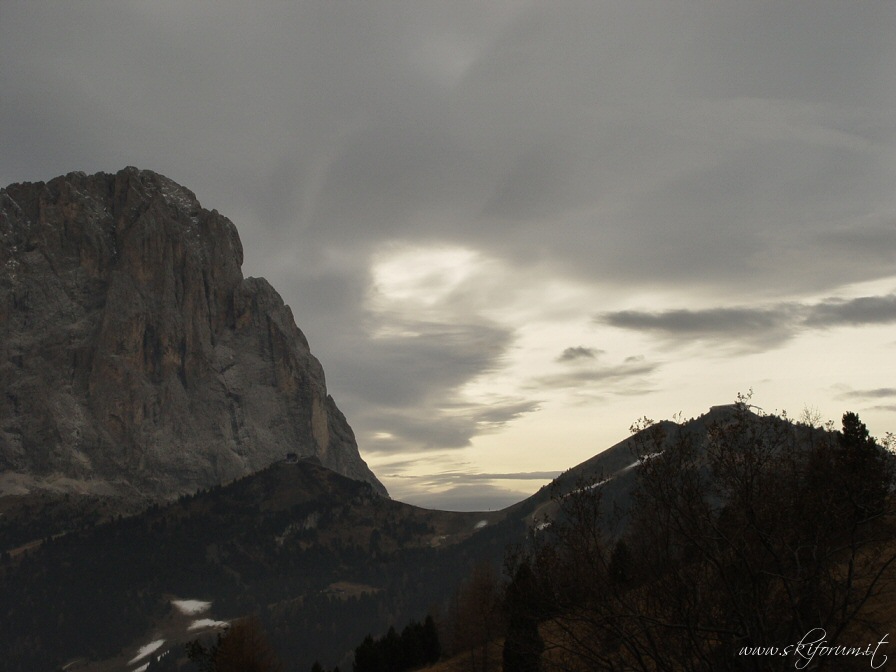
[[370, 244, 483, 314]]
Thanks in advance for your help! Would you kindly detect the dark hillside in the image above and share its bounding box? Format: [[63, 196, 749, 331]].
[[0, 460, 516, 672]]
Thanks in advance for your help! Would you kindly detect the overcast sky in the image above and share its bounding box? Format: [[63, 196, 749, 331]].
[[2, 2, 895, 510]]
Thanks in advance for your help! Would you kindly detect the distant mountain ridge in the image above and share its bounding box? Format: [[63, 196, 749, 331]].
[[0, 167, 385, 500]]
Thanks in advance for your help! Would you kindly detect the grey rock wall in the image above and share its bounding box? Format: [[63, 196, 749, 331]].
[[0, 168, 386, 499]]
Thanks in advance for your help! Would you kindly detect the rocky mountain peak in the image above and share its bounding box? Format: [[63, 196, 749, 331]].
[[0, 167, 386, 499]]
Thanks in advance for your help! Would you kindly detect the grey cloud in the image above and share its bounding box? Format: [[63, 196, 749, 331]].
[[599, 306, 799, 349], [482, 143, 570, 220], [330, 320, 511, 408], [598, 294, 896, 350], [4, 3, 895, 300], [686, 2, 896, 107], [820, 219, 896, 263], [558, 346, 601, 362], [466, 471, 561, 481], [359, 398, 540, 453], [805, 295, 896, 328], [363, 413, 476, 452]]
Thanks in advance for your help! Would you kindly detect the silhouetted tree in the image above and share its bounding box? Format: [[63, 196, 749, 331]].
[[422, 614, 442, 664]]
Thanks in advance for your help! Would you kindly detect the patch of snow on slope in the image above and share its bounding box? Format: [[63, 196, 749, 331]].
[[622, 451, 664, 473], [132, 664, 149, 672], [128, 639, 165, 664], [172, 599, 211, 615], [189, 618, 230, 630], [474, 520, 488, 529]]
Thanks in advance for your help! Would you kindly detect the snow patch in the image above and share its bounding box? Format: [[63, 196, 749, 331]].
[[172, 599, 211, 615], [132, 664, 149, 672], [189, 618, 230, 630], [474, 520, 488, 529], [128, 639, 165, 664]]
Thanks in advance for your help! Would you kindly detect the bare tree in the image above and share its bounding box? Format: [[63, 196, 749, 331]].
[[187, 616, 284, 672], [450, 560, 504, 672]]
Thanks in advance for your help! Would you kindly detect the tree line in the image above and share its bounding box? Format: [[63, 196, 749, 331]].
[[350, 615, 441, 672]]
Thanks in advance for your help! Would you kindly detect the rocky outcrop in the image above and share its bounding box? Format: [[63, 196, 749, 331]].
[[0, 168, 386, 499]]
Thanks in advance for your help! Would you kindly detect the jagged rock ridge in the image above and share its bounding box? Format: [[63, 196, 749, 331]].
[[0, 167, 386, 498]]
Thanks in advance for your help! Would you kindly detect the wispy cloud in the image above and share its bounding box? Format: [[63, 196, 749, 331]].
[[838, 388, 896, 401], [387, 470, 561, 484], [532, 361, 659, 391]]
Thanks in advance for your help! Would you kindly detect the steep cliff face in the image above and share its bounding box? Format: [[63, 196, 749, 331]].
[[0, 168, 386, 498]]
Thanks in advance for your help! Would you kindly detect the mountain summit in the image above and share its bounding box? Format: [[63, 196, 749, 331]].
[[0, 167, 386, 499]]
